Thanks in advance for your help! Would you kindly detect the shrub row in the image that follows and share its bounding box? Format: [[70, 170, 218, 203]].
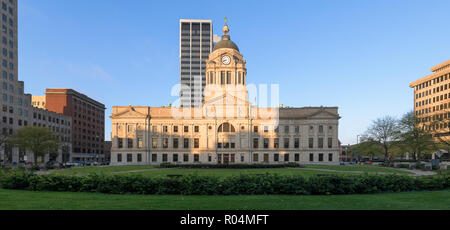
[[1, 170, 449, 195], [157, 163, 304, 169]]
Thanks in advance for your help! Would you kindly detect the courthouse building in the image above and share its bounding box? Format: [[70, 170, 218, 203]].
[[110, 21, 341, 165]]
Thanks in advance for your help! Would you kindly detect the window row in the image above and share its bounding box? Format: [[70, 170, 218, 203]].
[[415, 73, 450, 91], [115, 152, 335, 163]]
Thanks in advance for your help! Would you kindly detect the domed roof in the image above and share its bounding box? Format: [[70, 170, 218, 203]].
[[213, 17, 240, 52], [213, 39, 239, 52]]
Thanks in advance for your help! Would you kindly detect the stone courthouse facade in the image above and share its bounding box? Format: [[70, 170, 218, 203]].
[[110, 22, 340, 165]]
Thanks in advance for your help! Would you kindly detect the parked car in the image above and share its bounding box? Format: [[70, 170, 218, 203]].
[[339, 161, 345, 166], [363, 161, 373, 165]]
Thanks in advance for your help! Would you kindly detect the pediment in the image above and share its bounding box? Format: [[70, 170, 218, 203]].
[[111, 107, 148, 119], [204, 92, 249, 107], [307, 109, 340, 119]]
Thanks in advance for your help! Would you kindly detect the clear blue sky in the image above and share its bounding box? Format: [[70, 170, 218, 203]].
[[18, 0, 450, 144]]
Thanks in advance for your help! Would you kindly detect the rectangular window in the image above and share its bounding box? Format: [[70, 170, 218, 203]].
[[138, 138, 143, 149], [329, 153, 333, 162], [274, 138, 279, 149], [137, 154, 142, 162], [294, 138, 300, 148], [318, 138, 324, 149], [194, 154, 200, 162], [253, 138, 259, 148], [264, 138, 269, 149], [195, 126, 199, 133], [173, 138, 179, 149], [118, 138, 123, 148], [220, 71, 225, 84], [127, 154, 132, 163], [152, 154, 157, 162], [127, 138, 133, 148], [254, 126, 258, 133], [284, 126, 289, 133], [184, 138, 190, 148], [274, 154, 279, 162], [295, 154, 300, 162], [284, 154, 289, 162], [163, 138, 168, 148], [328, 138, 333, 148], [264, 154, 269, 163], [194, 138, 199, 148], [309, 153, 314, 162], [253, 154, 259, 162], [162, 154, 168, 162], [117, 154, 122, 162], [309, 138, 314, 148], [284, 138, 290, 149], [184, 154, 189, 162], [152, 138, 157, 149], [173, 126, 178, 133], [184, 126, 189, 132], [173, 154, 178, 162]]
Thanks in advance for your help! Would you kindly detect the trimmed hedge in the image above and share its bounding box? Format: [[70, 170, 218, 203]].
[[0, 170, 449, 195], [157, 163, 305, 169]]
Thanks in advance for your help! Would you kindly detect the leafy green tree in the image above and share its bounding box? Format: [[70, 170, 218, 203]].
[[398, 111, 436, 160], [365, 116, 401, 161], [349, 138, 384, 160], [427, 108, 450, 159], [8, 127, 60, 165]]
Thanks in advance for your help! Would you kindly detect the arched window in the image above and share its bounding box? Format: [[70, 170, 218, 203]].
[[218, 122, 235, 133]]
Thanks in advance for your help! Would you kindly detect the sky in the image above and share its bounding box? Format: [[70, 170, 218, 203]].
[[17, 0, 450, 144]]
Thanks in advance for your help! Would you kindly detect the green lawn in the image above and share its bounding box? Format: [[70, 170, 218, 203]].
[[0, 189, 448, 210], [305, 164, 413, 174], [50, 165, 157, 176], [49, 164, 412, 178]]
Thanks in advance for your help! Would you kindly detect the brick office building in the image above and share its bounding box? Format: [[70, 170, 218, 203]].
[[33, 89, 106, 162]]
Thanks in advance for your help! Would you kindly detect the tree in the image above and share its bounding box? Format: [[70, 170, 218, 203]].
[[427, 108, 450, 159], [365, 116, 401, 161], [0, 130, 9, 164], [349, 138, 384, 160], [8, 127, 61, 165], [398, 111, 436, 160]]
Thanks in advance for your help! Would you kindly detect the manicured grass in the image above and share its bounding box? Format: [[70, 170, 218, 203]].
[[305, 164, 413, 175], [125, 168, 352, 178], [51, 165, 157, 176], [49, 164, 412, 178], [0, 189, 448, 210]]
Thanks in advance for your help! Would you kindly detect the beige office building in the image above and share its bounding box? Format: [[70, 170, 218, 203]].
[[110, 22, 341, 165], [410, 60, 450, 138]]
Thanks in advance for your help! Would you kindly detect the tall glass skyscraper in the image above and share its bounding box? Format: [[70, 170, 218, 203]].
[[179, 19, 213, 108]]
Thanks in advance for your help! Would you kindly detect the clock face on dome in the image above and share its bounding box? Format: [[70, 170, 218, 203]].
[[222, 55, 231, 65]]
